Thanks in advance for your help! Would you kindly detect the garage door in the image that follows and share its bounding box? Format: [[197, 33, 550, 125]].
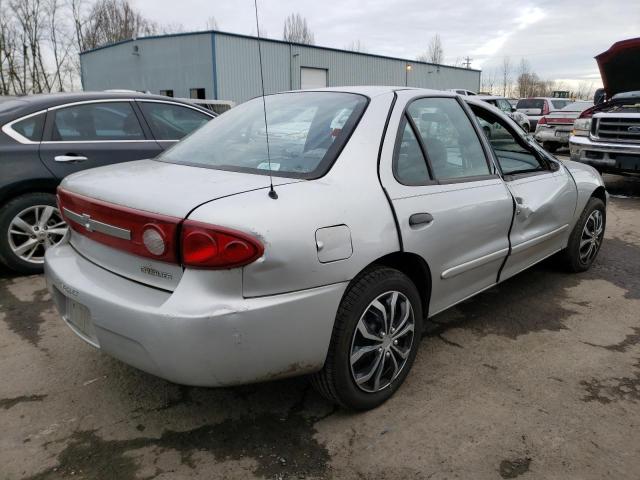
[[301, 68, 328, 89]]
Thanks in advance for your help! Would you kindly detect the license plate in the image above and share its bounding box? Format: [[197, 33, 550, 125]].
[[66, 297, 99, 346], [555, 130, 570, 138]]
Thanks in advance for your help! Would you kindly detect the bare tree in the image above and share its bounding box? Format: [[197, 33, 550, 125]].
[[78, 0, 157, 51], [501, 56, 511, 97], [417, 34, 443, 64], [345, 39, 367, 52], [282, 13, 314, 45]]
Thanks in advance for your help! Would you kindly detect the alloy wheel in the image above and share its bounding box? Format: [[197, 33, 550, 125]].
[[579, 209, 604, 264], [349, 291, 415, 393], [8, 205, 68, 264]]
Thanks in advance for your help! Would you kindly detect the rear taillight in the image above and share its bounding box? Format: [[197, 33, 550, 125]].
[[578, 106, 597, 119], [58, 188, 180, 263], [58, 188, 264, 269], [537, 116, 547, 125], [181, 220, 263, 269], [542, 100, 550, 116]]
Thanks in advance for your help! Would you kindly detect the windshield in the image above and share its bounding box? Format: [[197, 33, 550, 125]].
[[159, 91, 368, 179]]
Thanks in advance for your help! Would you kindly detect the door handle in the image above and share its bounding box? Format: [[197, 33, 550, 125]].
[[54, 155, 88, 163], [409, 213, 434, 227]]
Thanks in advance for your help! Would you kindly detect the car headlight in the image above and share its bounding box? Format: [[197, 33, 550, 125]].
[[572, 118, 591, 136]]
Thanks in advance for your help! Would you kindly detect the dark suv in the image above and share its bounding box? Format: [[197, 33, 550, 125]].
[[0, 92, 215, 274]]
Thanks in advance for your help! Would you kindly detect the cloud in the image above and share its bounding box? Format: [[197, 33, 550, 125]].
[[134, 0, 638, 85]]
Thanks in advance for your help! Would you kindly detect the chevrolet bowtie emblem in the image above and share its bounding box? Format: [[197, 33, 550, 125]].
[[81, 213, 94, 232]]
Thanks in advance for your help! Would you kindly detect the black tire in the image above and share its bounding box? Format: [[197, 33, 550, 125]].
[[559, 197, 606, 273], [311, 266, 423, 410], [543, 142, 559, 153], [0, 192, 60, 275]]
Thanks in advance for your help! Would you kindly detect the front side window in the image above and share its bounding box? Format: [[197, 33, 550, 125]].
[[159, 92, 368, 179], [471, 105, 545, 176], [139, 102, 210, 140], [12, 113, 45, 141], [51, 102, 145, 141], [407, 98, 490, 180]]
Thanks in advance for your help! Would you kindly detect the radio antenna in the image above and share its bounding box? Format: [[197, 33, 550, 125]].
[[253, 0, 278, 200]]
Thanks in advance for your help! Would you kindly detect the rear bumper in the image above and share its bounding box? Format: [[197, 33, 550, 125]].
[[534, 127, 571, 146], [44, 243, 346, 387], [569, 135, 640, 174]]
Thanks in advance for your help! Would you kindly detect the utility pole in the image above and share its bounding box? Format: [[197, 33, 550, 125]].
[[463, 56, 473, 69]]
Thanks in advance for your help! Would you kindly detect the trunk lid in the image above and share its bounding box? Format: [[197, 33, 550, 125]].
[[596, 37, 640, 97], [60, 159, 299, 290]]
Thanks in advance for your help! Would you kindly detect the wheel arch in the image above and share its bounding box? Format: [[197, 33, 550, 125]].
[[353, 251, 432, 321], [591, 185, 607, 205], [0, 178, 60, 207]]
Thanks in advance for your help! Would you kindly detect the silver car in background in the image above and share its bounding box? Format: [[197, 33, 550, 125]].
[[45, 87, 607, 410], [535, 101, 593, 152]]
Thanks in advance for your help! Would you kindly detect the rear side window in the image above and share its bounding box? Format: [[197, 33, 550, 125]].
[[407, 98, 490, 180], [51, 102, 145, 141], [159, 92, 368, 179], [139, 102, 210, 140], [394, 120, 430, 185], [11, 113, 45, 141]]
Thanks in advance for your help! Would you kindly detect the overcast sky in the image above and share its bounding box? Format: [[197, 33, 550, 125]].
[[134, 0, 639, 89]]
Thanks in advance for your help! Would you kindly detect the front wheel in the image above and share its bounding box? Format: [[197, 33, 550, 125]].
[[0, 193, 68, 275], [311, 267, 423, 410], [559, 197, 605, 272]]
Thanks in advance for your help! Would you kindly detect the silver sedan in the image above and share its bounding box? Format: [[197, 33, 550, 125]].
[[45, 87, 607, 410]]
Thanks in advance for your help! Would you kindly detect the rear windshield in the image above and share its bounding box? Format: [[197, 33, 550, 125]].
[[551, 100, 569, 109], [516, 99, 544, 109], [159, 92, 368, 179]]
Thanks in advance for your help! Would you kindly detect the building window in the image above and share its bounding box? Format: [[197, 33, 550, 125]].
[[190, 88, 206, 99], [159, 89, 174, 97]]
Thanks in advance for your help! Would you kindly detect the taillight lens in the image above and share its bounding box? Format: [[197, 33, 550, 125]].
[[58, 188, 181, 263], [181, 220, 263, 269], [542, 100, 550, 116], [537, 116, 547, 126]]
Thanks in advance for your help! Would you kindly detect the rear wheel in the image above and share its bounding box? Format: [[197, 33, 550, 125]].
[[0, 193, 68, 275], [559, 197, 605, 272], [311, 267, 423, 410]]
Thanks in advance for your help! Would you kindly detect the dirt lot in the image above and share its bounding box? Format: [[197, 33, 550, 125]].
[[1, 173, 639, 480]]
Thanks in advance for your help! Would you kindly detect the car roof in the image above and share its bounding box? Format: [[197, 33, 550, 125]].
[[474, 95, 507, 101], [277, 86, 457, 99], [0, 91, 211, 120]]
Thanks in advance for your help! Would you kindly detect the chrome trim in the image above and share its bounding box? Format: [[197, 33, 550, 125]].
[[41, 140, 159, 144], [441, 248, 509, 280], [46, 98, 137, 111], [570, 134, 640, 155], [63, 208, 131, 240], [511, 224, 569, 254], [1, 110, 46, 145], [135, 99, 216, 117]]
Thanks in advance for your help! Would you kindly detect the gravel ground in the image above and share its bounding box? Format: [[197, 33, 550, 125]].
[[1, 173, 639, 480]]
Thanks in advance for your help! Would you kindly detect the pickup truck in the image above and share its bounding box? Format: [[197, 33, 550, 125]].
[[570, 38, 640, 175]]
